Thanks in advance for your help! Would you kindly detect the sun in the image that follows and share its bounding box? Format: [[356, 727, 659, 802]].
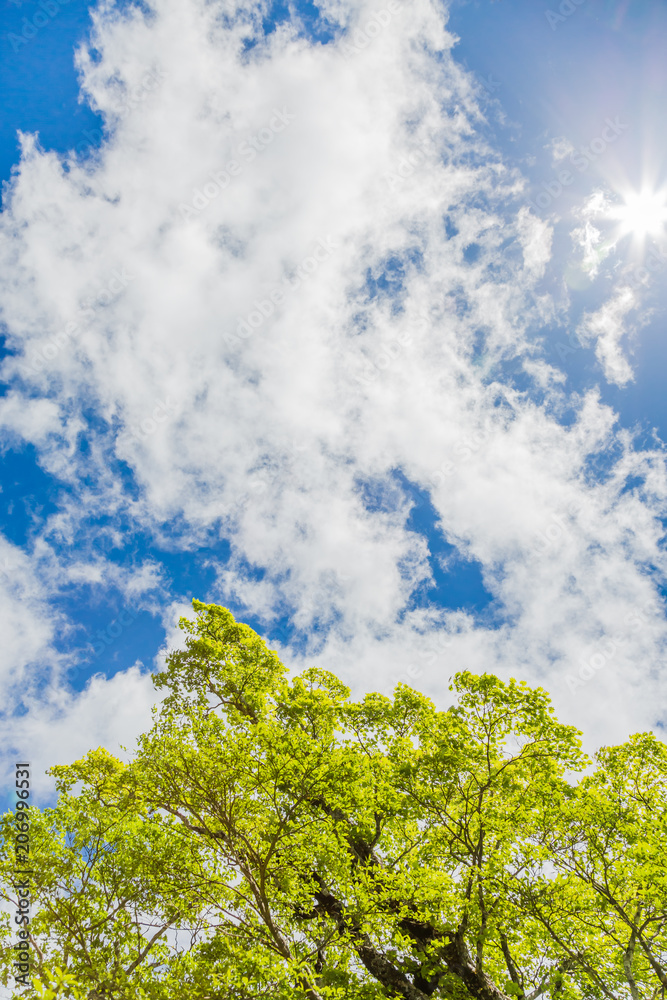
[[609, 187, 667, 240]]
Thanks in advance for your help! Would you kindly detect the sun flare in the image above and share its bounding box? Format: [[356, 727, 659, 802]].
[[610, 188, 667, 240]]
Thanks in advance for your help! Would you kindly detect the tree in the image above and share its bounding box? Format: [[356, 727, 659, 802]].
[[1, 600, 666, 1000]]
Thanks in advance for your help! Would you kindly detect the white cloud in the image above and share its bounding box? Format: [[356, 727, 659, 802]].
[[516, 205, 553, 276], [0, 536, 60, 704], [570, 219, 609, 278], [548, 136, 575, 163], [0, 0, 666, 779], [0, 394, 61, 445], [577, 285, 636, 386], [2, 666, 160, 801]]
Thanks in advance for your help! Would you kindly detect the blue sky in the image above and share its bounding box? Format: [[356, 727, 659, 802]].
[[1, 0, 667, 797]]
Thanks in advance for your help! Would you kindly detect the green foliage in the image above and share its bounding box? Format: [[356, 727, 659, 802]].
[[2, 601, 666, 1000]]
